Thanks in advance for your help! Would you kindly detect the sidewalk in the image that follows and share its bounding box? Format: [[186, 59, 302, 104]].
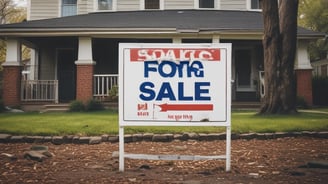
[[299, 109, 328, 114]]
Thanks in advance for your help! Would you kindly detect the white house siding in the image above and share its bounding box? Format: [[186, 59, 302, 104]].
[[221, 0, 246, 10], [29, 0, 59, 20], [78, 0, 89, 14], [165, 0, 194, 9], [117, 0, 139, 11]]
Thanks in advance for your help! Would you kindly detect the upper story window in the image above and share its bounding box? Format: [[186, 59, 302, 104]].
[[199, 0, 214, 8], [250, 0, 262, 10], [98, 0, 113, 10], [62, 0, 77, 17], [145, 0, 160, 9]]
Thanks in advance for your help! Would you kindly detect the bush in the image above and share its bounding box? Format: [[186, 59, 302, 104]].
[[296, 96, 309, 109], [312, 76, 328, 106], [107, 85, 118, 102], [69, 100, 85, 112], [0, 100, 5, 113], [85, 99, 104, 111]]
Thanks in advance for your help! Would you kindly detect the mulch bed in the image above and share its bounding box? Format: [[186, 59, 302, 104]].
[[1, 137, 328, 183]]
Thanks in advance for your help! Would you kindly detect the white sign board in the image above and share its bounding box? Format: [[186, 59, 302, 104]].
[[119, 43, 231, 126], [118, 43, 232, 172]]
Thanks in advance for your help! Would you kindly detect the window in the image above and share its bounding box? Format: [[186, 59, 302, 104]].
[[98, 0, 113, 10], [145, 0, 160, 9], [62, 0, 77, 17], [250, 0, 262, 9], [199, 0, 214, 8]]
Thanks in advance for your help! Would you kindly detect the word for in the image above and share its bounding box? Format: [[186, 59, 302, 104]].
[[144, 60, 203, 78]]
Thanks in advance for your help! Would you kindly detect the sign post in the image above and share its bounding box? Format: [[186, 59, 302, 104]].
[[118, 43, 232, 171]]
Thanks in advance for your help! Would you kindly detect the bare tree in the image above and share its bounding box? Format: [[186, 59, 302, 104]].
[[260, 0, 299, 114], [0, 0, 15, 24], [0, 0, 27, 69]]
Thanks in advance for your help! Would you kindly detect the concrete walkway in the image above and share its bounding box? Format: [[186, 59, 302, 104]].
[[299, 109, 328, 114]]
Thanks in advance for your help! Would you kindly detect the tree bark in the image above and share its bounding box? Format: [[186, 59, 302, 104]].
[[259, 0, 298, 114], [279, 0, 298, 113]]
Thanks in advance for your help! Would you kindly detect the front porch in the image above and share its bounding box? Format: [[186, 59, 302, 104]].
[[21, 74, 119, 103], [2, 36, 313, 108]]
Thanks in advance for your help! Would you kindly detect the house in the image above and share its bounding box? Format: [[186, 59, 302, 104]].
[[0, 0, 324, 110], [312, 53, 328, 77]]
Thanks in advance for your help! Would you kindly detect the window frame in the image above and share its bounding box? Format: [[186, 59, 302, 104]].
[[95, 0, 117, 12], [140, 0, 164, 10], [194, 0, 219, 9], [247, 0, 262, 11], [61, 0, 77, 17]]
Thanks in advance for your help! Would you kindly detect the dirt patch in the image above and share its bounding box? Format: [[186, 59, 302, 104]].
[[1, 137, 327, 183]]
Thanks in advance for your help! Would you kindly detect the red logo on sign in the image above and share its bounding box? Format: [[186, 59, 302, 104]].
[[137, 103, 148, 111], [130, 48, 220, 62]]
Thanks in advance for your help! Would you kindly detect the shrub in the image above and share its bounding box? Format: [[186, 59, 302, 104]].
[[107, 85, 118, 101], [85, 99, 104, 111], [69, 100, 85, 112], [312, 76, 328, 106], [296, 96, 309, 109], [0, 100, 5, 113]]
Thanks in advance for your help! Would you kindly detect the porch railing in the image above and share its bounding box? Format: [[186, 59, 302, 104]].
[[93, 74, 118, 99], [21, 80, 58, 103]]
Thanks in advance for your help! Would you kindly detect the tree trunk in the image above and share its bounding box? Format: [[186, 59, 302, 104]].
[[278, 0, 298, 113], [259, 0, 298, 114]]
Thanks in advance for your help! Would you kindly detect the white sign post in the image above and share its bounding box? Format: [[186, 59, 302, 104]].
[[118, 43, 232, 171]]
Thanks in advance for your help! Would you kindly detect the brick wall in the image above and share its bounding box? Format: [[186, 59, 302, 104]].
[[2, 66, 21, 107], [296, 69, 313, 106], [76, 65, 94, 103]]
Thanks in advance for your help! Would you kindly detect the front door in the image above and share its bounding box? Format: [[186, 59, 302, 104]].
[[235, 49, 252, 90], [234, 49, 257, 101], [57, 49, 77, 102]]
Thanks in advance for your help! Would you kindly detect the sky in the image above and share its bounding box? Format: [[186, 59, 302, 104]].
[[13, 0, 27, 7]]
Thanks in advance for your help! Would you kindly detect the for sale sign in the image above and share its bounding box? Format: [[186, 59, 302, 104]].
[[119, 43, 231, 126]]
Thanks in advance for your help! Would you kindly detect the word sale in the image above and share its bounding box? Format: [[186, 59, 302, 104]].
[[139, 60, 211, 101]]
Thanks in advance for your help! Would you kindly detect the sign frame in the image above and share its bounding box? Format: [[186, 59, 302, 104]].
[[118, 43, 232, 172]]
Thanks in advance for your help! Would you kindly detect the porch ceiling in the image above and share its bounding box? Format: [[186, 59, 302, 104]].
[[0, 10, 324, 39]]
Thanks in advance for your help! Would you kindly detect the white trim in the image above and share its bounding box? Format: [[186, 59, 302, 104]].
[[3, 38, 21, 66], [194, 0, 199, 9], [140, 0, 145, 10], [172, 37, 182, 43], [216, 0, 221, 10], [212, 35, 220, 43], [27, 0, 31, 20], [76, 37, 95, 65], [295, 40, 312, 70], [58, 0, 61, 17]]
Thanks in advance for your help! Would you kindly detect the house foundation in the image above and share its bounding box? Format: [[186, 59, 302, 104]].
[[296, 69, 313, 106], [76, 64, 94, 103]]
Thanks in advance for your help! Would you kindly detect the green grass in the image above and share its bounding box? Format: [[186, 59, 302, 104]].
[[0, 110, 327, 136]]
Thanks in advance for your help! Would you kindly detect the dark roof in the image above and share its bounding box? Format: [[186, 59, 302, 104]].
[[0, 10, 324, 38]]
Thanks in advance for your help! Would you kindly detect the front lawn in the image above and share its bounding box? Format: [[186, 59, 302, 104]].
[[0, 110, 327, 136]]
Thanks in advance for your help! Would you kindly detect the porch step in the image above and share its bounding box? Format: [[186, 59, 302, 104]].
[[41, 104, 70, 113]]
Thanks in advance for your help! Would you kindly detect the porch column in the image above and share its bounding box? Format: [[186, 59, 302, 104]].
[[295, 40, 313, 106], [75, 37, 96, 103], [172, 37, 181, 43], [2, 38, 22, 107], [212, 35, 220, 43]]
